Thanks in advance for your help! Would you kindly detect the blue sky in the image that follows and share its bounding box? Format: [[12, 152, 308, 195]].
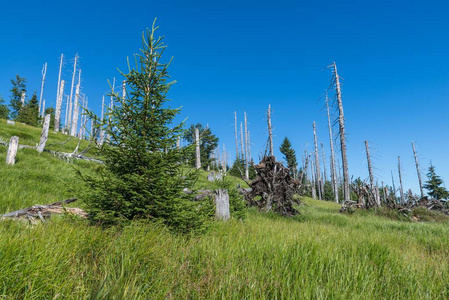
[[1, 0, 449, 196]]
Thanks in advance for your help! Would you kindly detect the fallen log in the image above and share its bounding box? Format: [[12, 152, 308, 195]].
[[1, 198, 87, 220]]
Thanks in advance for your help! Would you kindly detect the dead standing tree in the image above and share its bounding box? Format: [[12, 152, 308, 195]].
[[325, 92, 339, 202], [38, 62, 47, 116], [331, 62, 350, 203], [412, 141, 424, 198], [313, 121, 322, 200], [365, 141, 381, 206]]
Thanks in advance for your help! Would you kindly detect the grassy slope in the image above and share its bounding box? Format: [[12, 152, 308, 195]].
[[1, 120, 449, 299]]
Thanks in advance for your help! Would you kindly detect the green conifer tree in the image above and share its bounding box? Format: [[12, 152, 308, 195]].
[[424, 164, 449, 199], [80, 21, 212, 232], [17, 92, 39, 126], [0, 96, 9, 119], [9, 75, 27, 119], [279, 137, 298, 178]]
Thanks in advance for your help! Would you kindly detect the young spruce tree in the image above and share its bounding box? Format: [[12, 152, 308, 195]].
[[424, 164, 449, 199], [80, 21, 212, 233], [279, 137, 298, 178]]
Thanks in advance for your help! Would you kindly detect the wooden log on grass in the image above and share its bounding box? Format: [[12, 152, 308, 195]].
[[6, 136, 19, 165]]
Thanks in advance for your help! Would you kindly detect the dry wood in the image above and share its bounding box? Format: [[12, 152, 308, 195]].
[[412, 141, 424, 198], [37, 114, 51, 153], [1, 198, 87, 220], [246, 156, 300, 216], [215, 189, 230, 220], [244, 112, 249, 180], [55, 79, 65, 131], [234, 111, 239, 158], [68, 54, 79, 131], [267, 105, 274, 157], [398, 156, 405, 204], [195, 127, 201, 169], [326, 92, 338, 203], [365, 141, 380, 206], [333, 62, 350, 202], [6, 136, 19, 165], [313, 122, 322, 200], [38, 62, 47, 116], [71, 70, 81, 136], [55, 54, 64, 116]]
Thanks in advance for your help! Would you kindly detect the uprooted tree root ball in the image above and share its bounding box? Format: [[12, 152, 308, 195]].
[[245, 155, 300, 216]]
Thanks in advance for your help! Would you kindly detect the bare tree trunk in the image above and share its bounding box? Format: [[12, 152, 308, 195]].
[[71, 69, 81, 136], [381, 181, 386, 204], [411, 141, 424, 198], [99, 96, 105, 146], [267, 105, 274, 156], [20, 91, 25, 106], [321, 143, 327, 183], [55, 54, 63, 117], [6, 136, 19, 165], [222, 144, 227, 173], [38, 62, 47, 116], [64, 95, 69, 131], [195, 127, 201, 169], [37, 114, 51, 153], [68, 54, 78, 132], [215, 189, 230, 220], [333, 62, 350, 202], [122, 80, 126, 100], [244, 112, 249, 180], [248, 129, 252, 166], [310, 154, 317, 199], [313, 122, 322, 200], [41, 99, 46, 118], [391, 170, 397, 202], [398, 156, 405, 204], [326, 93, 339, 202], [239, 121, 244, 160], [365, 141, 380, 206], [234, 111, 239, 159], [54, 80, 65, 132]]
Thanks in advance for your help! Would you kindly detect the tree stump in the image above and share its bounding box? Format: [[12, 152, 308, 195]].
[[37, 114, 51, 153], [215, 189, 230, 220], [6, 136, 19, 165]]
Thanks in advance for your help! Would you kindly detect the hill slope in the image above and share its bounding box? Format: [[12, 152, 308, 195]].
[[1, 120, 449, 299]]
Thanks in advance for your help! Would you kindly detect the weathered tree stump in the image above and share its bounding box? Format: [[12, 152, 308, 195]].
[[215, 189, 230, 220], [37, 114, 51, 153], [6, 136, 19, 165]]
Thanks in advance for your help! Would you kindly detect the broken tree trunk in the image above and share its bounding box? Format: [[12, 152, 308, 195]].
[[6, 136, 19, 165], [54, 79, 65, 132], [326, 93, 339, 203], [313, 121, 322, 200], [70, 70, 81, 137], [267, 105, 274, 157], [38, 62, 47, 116], [215, 189, 230, 220], [55, 54, 63, 116], [37, 114, 51, 153], [234, 111, 239, 159], [365, 141, 380, 206], [412, 141, 424, 198], [68, 54, 78, 132], [398, 156, 405, 204], [195, 127, 201, 169], [333, 62, 350, 202], [244, 112, 249, 180]]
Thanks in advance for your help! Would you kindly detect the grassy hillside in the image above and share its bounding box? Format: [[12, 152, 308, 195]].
[[1, 120, 449, 299]]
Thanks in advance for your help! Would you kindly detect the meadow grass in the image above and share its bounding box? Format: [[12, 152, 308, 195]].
[[1, 120, 449, 299]]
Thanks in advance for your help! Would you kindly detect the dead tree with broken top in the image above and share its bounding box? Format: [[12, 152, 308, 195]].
[[411, 141, 424, 198], [244, 112, 249, 180], [267, 104, 274, 157], [38, 63, 47, 116], [325, 92, 339, 202], [313, 122, 322, 200], [398, 156, 405, 204], [332, 62, 350, 203], [365, 140, 380, 206]]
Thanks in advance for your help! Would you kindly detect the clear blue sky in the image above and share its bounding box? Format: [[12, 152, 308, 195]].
[[1, 0, 449, 196]]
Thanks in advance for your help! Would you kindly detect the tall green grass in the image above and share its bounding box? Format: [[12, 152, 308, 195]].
[[0, 201, 449, 299]]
